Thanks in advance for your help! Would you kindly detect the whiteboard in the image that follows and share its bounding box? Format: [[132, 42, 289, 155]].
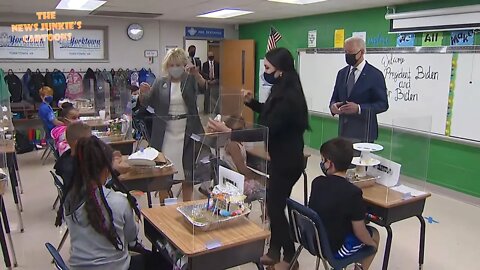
[[450, 54, 480, 141], [299, 51, 453, 135]]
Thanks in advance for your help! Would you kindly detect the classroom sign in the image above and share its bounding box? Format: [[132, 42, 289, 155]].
[[334, 29, 344, 48], [0, 26, 49, 59], [53, 29, 105, 59], [422, 32, 443, 46], [308, 30, 317, 48], [397, 33, 415, 47], [450, 30, 474, 46]]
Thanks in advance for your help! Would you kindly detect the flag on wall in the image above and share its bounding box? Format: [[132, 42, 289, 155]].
[[267, 27, 282, 52]]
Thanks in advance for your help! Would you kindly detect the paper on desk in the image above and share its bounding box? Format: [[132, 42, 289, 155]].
[[391, 185, 427, 197], [128, 147, 159, 161]]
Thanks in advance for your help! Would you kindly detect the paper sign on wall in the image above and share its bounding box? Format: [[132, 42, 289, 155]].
[[0, 26, 49, 59], [53, 29, 105, 59], [308, 30, 317, 48], [450, 30, 474, 46], [352, 32, 367, 42], [422, 32, 443, 47], [397, 33, 415, 47], [334, 29, 345, 48]]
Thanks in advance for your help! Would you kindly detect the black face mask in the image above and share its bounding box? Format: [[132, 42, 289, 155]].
[[345, 50, 361, 66], [208, 56, 214, 61], [263, 71, 279, 85], [320, 160, 330, 176], [189, 51, 195, 58]]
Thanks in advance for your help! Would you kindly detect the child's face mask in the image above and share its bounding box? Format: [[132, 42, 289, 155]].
[[44, 95, 54, 103]]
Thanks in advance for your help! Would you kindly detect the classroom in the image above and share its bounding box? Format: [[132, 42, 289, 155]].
[[0, 0, 479, 269]]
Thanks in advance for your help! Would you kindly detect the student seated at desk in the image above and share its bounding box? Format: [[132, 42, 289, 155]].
[[51, 102, 80, 156], [38, 86, 64, 141], [54, 122, 92, 193], [221, 116, 265, 202], [309, 138, 379, 270], [64, 136, 167, 270]]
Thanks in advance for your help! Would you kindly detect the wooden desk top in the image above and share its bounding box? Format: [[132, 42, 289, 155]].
[[0, 140, 15, 154], [142, 201, 270, 257], [246, 145, 311, 161], [362, 183, 431, 208], [108, 139, 136, 146], [118, 164, 176, 182]]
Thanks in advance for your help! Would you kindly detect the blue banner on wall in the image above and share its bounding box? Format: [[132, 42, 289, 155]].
[[450, 30, 474, 46], [185, 27, 224, 39], [396, 33, 415, 47]]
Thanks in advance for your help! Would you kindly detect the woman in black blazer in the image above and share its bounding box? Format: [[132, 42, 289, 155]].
[[208, 48, 309, 269]]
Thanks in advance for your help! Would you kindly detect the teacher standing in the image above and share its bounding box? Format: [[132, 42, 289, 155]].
[[140, 48, 207, 201], [208, 48, 309, 270], [330, 37, 389, 142]]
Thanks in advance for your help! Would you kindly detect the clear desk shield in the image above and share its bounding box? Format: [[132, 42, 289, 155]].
[[317, 106, 430, 205], [133, 92, 268, 267]]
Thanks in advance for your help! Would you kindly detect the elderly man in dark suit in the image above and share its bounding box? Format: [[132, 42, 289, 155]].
[[330, 37, 389, 143], [202, 51, 220, 114]]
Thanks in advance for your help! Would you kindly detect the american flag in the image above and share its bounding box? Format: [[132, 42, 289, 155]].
[[266, 27, 282, 52]]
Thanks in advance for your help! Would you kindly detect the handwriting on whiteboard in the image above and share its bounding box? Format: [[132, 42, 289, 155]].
[[380, 54, 440, 102]]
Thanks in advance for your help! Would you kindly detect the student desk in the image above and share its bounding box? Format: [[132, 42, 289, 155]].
[[0, 141, 24, 233], [142, 201, 270, 270], [362, 183, 431, 270], [246, 145, 311, 205], [118, 161, 176, 208]]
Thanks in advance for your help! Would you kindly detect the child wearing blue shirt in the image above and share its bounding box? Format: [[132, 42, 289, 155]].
[[38, 86, 63, 139]]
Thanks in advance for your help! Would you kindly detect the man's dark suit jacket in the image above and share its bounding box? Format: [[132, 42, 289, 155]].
[[202, 60, 220, 81], [330, 61, 389, 142], [190, 57, 201, 68]]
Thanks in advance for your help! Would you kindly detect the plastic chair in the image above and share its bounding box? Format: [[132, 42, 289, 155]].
[[49, 171, 69, 255], [286, 198, 376, 270], [50, 171, 64, 210], [42, 138, 59, 165], [45, 242, 69, 270]]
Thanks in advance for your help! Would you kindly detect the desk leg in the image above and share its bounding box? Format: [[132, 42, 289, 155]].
[[1, 197, 17, 267], [417, 215, 426, 270], [147, 192, 152, 208], [13, 154, 23, 195], [6, 155, 24, 232], [302, 171, 308, 206], [0, 199, 11, 269], [382, 225, 393, 270]]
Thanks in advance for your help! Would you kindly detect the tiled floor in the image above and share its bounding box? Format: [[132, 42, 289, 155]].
[[1, 149, 479, 269]]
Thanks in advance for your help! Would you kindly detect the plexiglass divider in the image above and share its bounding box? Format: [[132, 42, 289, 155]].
[[318, 107, 429, 205]]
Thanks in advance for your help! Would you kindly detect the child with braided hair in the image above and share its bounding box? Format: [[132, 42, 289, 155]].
[[62, 135, 163, 270]]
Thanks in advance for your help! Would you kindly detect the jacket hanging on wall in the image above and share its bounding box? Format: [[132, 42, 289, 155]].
[[52, 70, 67, 102], [0, 69, 12, 102], [4, 69, 23, 103], [30, 69, 45, 102], [113, 68, 129, 118], [21, 69, 35, 103], [82, 68, 96, 101]]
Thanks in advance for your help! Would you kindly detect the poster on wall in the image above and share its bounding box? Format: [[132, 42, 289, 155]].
[[308, 30, 317, 48], [53, 29, 105, 59], [0, 26, 49, 59]]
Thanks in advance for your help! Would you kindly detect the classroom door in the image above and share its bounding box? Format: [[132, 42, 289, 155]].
[[220, 40, 255, 123]]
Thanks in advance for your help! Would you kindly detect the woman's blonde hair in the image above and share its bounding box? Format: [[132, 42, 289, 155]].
[[162, 48, 188, 74]]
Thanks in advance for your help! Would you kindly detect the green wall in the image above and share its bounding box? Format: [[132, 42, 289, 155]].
[[239, 0, 480, 197]]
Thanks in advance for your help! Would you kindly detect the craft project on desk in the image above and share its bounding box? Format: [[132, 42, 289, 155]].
[[142, 200, 269, 270]]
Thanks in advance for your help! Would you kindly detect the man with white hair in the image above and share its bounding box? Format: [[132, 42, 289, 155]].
[[329, 37, 389, 142]]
